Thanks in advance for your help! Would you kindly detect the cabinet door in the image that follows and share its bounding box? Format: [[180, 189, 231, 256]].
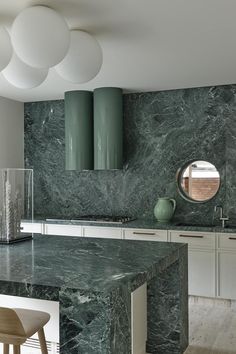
[[188, 249, 216, 297], [123, 228, 167, 242], [82, 226, 122, 239], [218, 251, 236, 300], [45, 224, 82, 237]]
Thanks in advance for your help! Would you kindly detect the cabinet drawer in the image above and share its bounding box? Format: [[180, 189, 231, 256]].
[[45, 224, 82, 237], [217, 233, 236, 250], [170, 230, 215, 249], [123, 229, 167, 242], [21, 222, 43, 234], [82, 226, 122, 239]]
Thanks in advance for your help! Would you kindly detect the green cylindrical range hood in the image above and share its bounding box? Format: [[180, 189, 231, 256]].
[[65, 90, 93, 170], [94, 87, 123, 170]]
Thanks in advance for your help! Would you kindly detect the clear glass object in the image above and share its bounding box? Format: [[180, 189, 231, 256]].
[[0, 168, 33, 243]]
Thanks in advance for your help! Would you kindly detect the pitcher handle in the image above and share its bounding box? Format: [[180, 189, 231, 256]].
[[170, 199, 176, 212]]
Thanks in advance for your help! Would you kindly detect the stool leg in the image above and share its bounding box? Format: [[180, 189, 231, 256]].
[[38, 327, 48, 354], [13, 345, 20, 354], [3, 344, 9, 354]]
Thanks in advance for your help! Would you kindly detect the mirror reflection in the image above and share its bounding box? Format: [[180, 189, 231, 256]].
[[178, 160, 220, 202]]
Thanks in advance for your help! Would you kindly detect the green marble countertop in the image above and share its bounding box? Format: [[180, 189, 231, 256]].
[[23, 217, 236, 233], [0, 235, 186, 293], [0, 235, 188, 354]]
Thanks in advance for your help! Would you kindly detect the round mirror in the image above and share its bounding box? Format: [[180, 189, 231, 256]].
[[177, 160, 220, 203]]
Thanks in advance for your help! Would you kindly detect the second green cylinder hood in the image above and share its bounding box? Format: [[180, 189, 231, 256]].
[[94, 87, 123, 170]]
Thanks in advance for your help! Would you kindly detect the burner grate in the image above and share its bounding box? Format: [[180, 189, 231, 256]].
[[46, 216, 135, 224]]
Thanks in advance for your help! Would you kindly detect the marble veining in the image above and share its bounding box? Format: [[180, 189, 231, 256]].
[[0, 235, 188, 354], [25, 85, 236, 224]]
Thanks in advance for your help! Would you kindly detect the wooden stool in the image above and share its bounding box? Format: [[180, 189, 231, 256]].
[[0, 307, 50, 354]]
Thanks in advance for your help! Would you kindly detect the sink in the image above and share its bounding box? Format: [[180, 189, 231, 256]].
[[176, 222, 215, 228]]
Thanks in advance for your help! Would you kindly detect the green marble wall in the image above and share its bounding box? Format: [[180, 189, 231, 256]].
[[25, 85, 236, 223]]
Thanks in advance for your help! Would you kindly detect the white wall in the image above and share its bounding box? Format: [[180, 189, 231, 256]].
[[0, 96, 24, 168]]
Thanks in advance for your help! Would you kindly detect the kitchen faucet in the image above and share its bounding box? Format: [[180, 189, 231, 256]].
[[214, 205, 229, 228]]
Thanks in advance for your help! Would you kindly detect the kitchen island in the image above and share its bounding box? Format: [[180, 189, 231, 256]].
[[0, 235, 188, 354]]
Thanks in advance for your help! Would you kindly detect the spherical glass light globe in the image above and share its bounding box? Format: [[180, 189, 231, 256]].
[[11, 6, 70, 68], [0, 27, 12, 71], [3, 53, 48, 89], [55, 30, 103, 83]]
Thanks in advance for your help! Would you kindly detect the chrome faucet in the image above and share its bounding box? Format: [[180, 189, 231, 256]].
[[214, 205, 229, 228]]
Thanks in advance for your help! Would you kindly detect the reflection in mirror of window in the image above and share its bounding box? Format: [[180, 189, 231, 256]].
[[179, 160, 220, 202]]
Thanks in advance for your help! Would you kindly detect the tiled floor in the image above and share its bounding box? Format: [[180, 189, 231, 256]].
[[185, 298, 236, 354]]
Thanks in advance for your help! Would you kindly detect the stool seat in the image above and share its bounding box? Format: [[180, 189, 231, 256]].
[[13, 308, 50, 338], [0, 306, 50, 354]]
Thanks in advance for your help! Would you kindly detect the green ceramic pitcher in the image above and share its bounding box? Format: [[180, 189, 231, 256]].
[[154, 197, 176, 223]]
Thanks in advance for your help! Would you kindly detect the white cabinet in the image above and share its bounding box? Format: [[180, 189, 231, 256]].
[[170, 230, 216, 297], [217, 233, 236, 300], [123, 228, 168, 242], [188, 249, 216, 297], [45, 223, 82, 237], [21, 222, 44, 234], [217, 251, 236, 300], [82, 226, 122, 239]]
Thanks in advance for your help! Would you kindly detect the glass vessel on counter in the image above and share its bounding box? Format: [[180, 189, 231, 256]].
[[0, 168, 33, 244]]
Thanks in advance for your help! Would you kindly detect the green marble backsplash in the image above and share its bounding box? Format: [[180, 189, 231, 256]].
[[25, 85, 236, 223]]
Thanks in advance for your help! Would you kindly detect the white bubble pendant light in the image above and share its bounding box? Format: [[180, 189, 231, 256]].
[[3, 53, 48, 89], [11, 6, 70, 68], [0, 27, 12, 71], [55, 30, 103, 83]]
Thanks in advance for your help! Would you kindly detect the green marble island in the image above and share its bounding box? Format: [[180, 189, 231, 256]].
[[0, 235, 188, 354]]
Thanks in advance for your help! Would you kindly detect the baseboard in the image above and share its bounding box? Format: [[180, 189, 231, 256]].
[[189, 295, 236, 308]]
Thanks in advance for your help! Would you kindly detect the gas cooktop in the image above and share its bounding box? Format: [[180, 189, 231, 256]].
[[46, 216, 135, 224]]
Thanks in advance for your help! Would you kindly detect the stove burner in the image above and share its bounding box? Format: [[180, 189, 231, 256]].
[[46, 216, 135, 224], [71, 215, 135, 224]]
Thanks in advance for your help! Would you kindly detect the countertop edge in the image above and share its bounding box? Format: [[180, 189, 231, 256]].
[[22, 218, 236, 233]]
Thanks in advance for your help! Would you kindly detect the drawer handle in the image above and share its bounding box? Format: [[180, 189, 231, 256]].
[[133, 232, 156, 236], [179, 234, 204, 239], [229, 237, 236, 240], [20, 227, 24, 230]]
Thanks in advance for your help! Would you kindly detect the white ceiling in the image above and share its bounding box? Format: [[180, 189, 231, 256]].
[[0, 0, 236, 102]]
